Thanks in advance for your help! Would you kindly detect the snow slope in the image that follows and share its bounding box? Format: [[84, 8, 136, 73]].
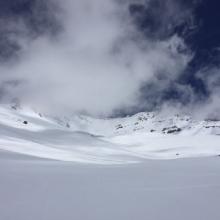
[[1, 155, 220, 220], [0, 104, 220, 164]]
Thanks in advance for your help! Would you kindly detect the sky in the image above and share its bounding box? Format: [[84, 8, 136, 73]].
[[0, 0, 219, 118]]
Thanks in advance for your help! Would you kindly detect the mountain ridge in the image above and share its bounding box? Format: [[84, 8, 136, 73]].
[[0, 103, 219, 164]]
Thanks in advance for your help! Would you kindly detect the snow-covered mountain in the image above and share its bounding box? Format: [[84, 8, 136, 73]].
[[0, 104, 220, 164]]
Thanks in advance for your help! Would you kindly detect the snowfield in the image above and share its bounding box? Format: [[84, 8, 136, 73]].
[[1, 152, 220, 220], [0, 104, 219, 164], [1, 104, 220, 220]]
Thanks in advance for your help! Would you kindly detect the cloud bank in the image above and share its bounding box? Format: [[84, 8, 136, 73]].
[[0, 0, 218, 118]]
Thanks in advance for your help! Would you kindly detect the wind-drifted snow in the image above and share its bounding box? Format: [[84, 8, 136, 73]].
[[0, 104, 220, 164]]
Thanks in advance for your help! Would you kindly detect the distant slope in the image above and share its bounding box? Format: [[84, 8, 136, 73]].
[[0, 104, 219, 164]]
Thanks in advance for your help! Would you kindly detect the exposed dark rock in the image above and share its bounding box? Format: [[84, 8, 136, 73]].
[[205, 126, 220, 129], [23, 121, 28, 125], [138, 116, 148, 121], [162, 126, 181, 134], [167, 128, 181, 134], [116, 124, 123, 130], [11, 106, 17, 110]]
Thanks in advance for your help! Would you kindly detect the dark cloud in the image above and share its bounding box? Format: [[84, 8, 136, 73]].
[[129, 0, 196, 40], [126, 0, 220, 115], [0, 0, 60, 61]]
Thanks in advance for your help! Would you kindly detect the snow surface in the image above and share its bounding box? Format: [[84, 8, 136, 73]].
[[1, 105, 220, 220], [1, 152, 220, 220], [0, 104, 219, 164]]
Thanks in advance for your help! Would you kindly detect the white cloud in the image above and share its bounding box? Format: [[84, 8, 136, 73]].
[[0, 0, 192, 116]]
